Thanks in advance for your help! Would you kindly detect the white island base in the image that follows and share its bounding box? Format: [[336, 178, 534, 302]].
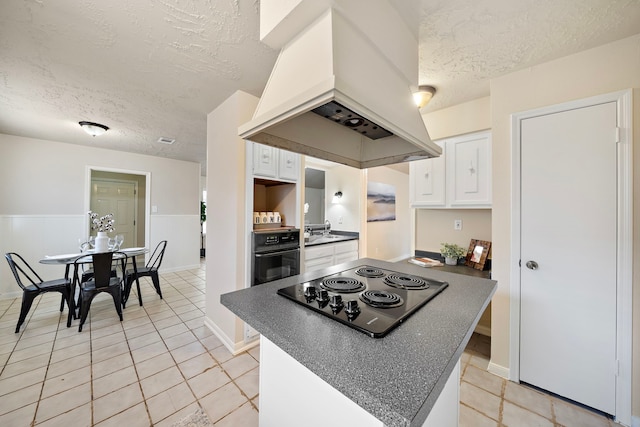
[[259, 336, 461, 427]]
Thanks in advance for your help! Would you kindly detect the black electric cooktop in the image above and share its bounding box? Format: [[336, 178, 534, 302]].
[[277, 265, 448, 338]]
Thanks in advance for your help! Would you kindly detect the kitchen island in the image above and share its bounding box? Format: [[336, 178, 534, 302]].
[[221, 258, 496, 426]]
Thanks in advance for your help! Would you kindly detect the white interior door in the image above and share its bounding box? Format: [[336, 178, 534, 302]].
[[519, 101, 617, 415], [90, 179, 137, 248]]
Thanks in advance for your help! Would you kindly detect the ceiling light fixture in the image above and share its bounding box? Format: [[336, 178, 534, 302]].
[[413, 85, 437, 109], [79, 121, 109, 137]]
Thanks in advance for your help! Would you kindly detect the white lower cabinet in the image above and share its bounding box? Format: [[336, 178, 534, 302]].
[[304, 240, 359, 272]]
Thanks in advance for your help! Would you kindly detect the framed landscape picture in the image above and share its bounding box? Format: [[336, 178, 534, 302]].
[[367, 182, 396, 222]]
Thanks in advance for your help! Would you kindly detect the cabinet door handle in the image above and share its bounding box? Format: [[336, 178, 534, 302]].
[[424, 172, 430, 179], [469, 160, 476, 175]]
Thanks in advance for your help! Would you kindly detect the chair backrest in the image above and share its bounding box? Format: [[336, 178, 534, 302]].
[[77, 251, 127, 289], [147, 240, 167, 271], [5, 253, 43, 290]]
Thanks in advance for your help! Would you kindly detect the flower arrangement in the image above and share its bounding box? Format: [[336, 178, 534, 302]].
[[88, 211, 115, 233], [440, 242, 467, 259]]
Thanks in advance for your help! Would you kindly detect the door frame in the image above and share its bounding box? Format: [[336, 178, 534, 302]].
[[85, 166, 151, 258], [90, 177, 139, 246], [509, 90, 632, 424]]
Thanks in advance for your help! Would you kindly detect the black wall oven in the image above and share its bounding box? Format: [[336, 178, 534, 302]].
[[252, 228, 300, 286]]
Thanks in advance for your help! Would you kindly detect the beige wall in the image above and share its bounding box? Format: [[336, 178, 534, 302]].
[[325, 164, 361, 232], [366, 165, 412, 261], [415, 209, 492, 253], [421, 34, 640, 418], [0, 133, 201, 296], [491, 34, 640, 417]]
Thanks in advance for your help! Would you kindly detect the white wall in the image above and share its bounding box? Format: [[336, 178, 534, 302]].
[[0, 133, 201, 298], [325, 164, 361, 232], [205, 90, 259, 352]]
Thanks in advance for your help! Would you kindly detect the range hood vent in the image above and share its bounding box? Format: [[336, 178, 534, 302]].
[[239, 1, 441, 169]]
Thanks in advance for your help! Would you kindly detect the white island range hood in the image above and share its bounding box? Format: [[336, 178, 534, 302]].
[[238, 0, 441, 169]]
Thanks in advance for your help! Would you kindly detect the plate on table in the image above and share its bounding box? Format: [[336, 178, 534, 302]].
[[121, 247, 146, 253], [44, 253, 82, 261]]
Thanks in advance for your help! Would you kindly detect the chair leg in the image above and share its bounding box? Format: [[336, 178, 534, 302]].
[[151, 272, 162, 299], [62, 288, 73, 328], [78, 292, 95, 332], [16, 291, 37, 333], [59, 294, 65, 312], [136, 277, 143, 306], [110, 286, 123, 321]]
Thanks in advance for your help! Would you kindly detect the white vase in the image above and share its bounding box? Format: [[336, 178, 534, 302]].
[[445, 257, 458, 266], [94, 231, 109, 252]]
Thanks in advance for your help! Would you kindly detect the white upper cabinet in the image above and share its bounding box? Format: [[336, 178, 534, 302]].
[[252, 143, 299, 182], [410, 140, 446, 207], [446, 131, 491, 207], [278, 150, 299, 181], [410, 131, 491, 208]]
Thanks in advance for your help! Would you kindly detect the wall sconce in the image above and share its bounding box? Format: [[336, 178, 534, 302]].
[[413, 85, 436, 108], [332, 191, 343, 203], [79, 121, 109, 137]]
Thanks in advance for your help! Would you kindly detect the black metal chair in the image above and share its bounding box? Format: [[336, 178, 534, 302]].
[[5, 252, 72, 333], [123, 240, 167, 307], [76, 251, 127, 332]]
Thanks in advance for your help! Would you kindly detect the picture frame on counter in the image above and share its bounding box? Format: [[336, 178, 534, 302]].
[[465, 239, 491, 270]]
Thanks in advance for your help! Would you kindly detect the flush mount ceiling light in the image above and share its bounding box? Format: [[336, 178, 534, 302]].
[[413, 85, 437, 109], [79, 121, 109, 137]]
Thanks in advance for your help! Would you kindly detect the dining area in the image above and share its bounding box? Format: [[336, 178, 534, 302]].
[[4, 212, 168, 334], [0, 256, 227, 427]]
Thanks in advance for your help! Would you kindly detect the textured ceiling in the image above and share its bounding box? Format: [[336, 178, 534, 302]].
[[1, 0, 639, 175]]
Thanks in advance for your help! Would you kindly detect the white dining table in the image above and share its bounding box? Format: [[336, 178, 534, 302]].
[[40, 247, 148, 317]]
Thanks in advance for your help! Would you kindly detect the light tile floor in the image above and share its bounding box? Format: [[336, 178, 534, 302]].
[[0, 260, 619, 426]]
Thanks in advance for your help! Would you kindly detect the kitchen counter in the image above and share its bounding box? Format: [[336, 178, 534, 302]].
[[220, 258, 496, 427], [304, 230, 359, 247]]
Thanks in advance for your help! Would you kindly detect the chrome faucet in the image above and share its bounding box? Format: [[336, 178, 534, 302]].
[[324, 219, 331, 236]]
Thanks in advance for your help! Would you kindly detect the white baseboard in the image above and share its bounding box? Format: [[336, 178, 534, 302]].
[[474, 324, 491, 336], [487, 361, 509, 379], [204, 315, 259, 356]]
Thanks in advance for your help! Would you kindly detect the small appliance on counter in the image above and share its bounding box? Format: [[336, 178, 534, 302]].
[[277, 265, 448, 338], [252, 228, 300, 286]]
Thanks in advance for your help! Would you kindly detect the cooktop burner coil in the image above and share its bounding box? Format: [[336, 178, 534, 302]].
[[359, 290, 404, 308], [383, 274, 429, 290], [355, 266, 386, 278], [321, 277, 366, 293]]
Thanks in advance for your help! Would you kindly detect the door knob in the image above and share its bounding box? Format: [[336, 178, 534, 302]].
[[526, 261, 539, 270]]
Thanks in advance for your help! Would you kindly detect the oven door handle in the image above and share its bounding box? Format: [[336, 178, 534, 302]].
[[254, 248, 300, 257]]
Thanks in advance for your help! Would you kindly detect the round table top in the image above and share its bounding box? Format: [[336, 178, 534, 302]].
[[40, 247, 148, 265]]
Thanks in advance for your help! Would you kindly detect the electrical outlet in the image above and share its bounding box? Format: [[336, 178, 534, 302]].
[[454, 219, 462, 230], [338, 216, 343, 224]]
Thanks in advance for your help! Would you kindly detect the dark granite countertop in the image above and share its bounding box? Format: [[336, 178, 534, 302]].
[[220, 258, 496, 427]]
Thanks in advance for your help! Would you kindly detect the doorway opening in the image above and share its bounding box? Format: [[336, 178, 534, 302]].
[[86, 167, 150, 252]]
